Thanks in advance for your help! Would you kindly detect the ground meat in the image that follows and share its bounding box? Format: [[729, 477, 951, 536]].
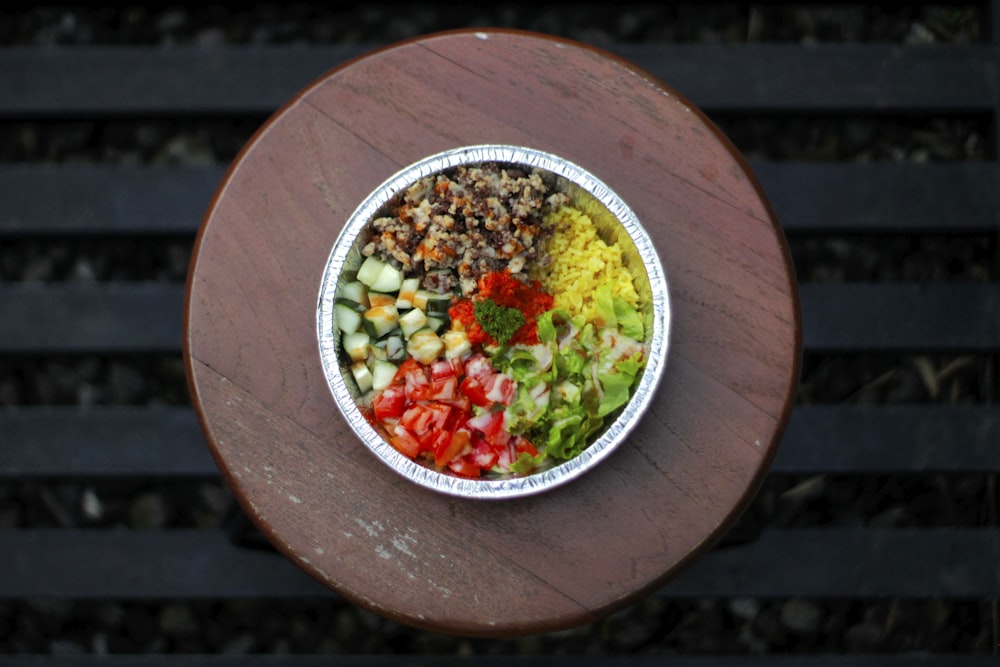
[[361, 162, 568, 296]]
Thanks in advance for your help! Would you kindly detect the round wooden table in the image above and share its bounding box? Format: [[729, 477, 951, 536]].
[[184, 29, 800, 637]]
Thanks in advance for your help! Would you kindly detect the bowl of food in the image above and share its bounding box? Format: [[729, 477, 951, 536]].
[[317, 145, 669, 499]]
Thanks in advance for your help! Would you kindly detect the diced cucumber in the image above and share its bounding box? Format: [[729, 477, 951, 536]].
[[350, 361, 374, 393], [363, 304, 399, 339], [370, 263, 403, 293], [334, 303, 363, 334], [426, 315, 447, 334], [384, 334, 406, 361], [412, 289, 435, 311], [407, 329, 444, 365], [425, 293, 453, 315], [334, 297, 366, 312], [371, 360, 398, 392], [368, 344, 387, 363], [396, 277, 420, 310], [398, 307, 428, 339], [367, 292, 396, 308], [441, 330, 472, 360], [342, 331, 370, 362], [356, 256, 388, 287], [338, 280, 369, 309]]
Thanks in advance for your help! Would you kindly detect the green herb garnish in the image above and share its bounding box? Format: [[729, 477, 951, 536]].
[[474, 298, 525, 347]]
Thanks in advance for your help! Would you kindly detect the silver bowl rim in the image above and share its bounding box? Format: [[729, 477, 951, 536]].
[[317, 144, 670, 500]]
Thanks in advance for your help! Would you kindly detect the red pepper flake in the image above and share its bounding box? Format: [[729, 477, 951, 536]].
[[448, 270, 553, 347]]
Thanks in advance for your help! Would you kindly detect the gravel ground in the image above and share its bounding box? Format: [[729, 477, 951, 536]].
[[0, 2, 996, 657]]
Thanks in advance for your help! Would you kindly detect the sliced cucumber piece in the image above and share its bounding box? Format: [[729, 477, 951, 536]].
[[412, 289, 434, 311], [368, 344, 387, 363], [398, 307, 428, 339], [342, 331, 370, 362], [395, 277, 420, 310], [372, 360, 398, 392], [350, 361, 374, 393], [384, 334, 406, 361], [334, 303, 363, 334], [370, 262, 403, 293], [441, 330, 472, 360], [406, 329, 444, 365], [362, 304, 399, 339], [334, 297, 366, 313], [367, 292, 396, 308], [425, 293, 453, 315], [426, 315, 448, 334], [338, 280, 369, 309], [356, 256, 387, 287]]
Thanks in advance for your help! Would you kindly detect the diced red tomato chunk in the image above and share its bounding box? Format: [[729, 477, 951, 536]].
[[435, 428, 472, 467], [513, 435, 539, 457], [463, 354, 493, 381], [485, 373, 516, 406], [447, 456, 481, 478], [372, 385, 407, 421], [430, 359, 457, 381], [389, 425, 421, 458], [470, 438, 499, 470], [369, 355, 535, 475], [430, 376, 457, 401], [459, 376, 492, 408], [400, 402, 452, 435]]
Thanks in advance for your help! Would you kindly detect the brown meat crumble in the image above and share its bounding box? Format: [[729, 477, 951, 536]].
[[361, 162, 568, 295]]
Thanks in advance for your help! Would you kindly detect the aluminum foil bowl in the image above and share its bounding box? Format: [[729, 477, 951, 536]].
[[317, 145, 670, 499]]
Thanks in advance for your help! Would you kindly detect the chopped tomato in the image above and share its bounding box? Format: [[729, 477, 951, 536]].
[[430, 376, 458, 401], [513, 435, 539, 457], [372, 385, 407, 421], [435, 428, 472, 467], [470, 438, 499, 470], [447, 456, 481, 478], [369, 356, 529, 475], [459, 376, 492, 408], [400, 401, 452, 436], [389, 425, 421, 458], [429, 359, 457, 381], [485, 373, 516, 406], [436, 394, 472, 412], [393, 358, 424, 384], [463, 354, 494, 381]]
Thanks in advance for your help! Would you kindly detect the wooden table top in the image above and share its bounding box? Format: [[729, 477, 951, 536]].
[[184, 29, 800, 637]]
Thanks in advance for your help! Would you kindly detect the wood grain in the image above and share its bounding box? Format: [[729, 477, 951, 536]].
[[184, 30, 800, 636]]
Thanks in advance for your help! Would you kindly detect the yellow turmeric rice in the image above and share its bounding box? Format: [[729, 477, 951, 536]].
[[532, 205, 642, 323]]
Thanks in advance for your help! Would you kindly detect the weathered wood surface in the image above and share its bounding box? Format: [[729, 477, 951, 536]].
[[185, 30, 800, 636]]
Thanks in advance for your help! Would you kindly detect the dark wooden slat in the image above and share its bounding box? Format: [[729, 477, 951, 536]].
[[665, 528, 1000, 598], [0, 528, 996, 598], [2, 405, 997, 478], [0, 164, 227, 236], [0, 530, 325, 598], [614, 43, 1000, 111], [3, 283, 997, 353], [0, 407, 214, 478], [0, 283, 182, 353], [0, 656, 996, 667], [0, 45, 995, 115], [775, 405, 1000, 474], [799, 283, 1000, 351], [0, 46, 367, 115], [3, 163, 998, 236], [752, 163, 1000, 233]]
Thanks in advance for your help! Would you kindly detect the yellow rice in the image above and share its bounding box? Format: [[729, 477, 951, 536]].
[[532, 205, 642, 323]]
